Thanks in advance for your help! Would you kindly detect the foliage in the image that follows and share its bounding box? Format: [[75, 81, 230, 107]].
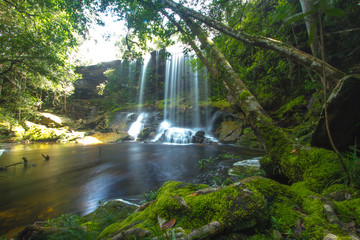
[[0, 0, 93, 120], [144, 190, 159, 202], [101, 63, 140, 108], [343, 145, 360, 187], [99, 0, 176, 61], [198, 155, 219, 169]]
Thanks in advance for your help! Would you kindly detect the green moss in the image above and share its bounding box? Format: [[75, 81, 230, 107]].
[[334, 198, 360, 223], [210, 98, 231, 110], [286, 148, 342, 192], [246, 234, 269, 240], [276, 96, 305, 119], [290, 181, 315, 199], [245, 178, 301, 234], [271, 202, 299, 231], [156, 181, 208, 196], [289, 182, 348, 239], [155, 100, 164, 111], [239, 90, 252, 101], [81, 221, 99, 232], [245, 177, 298, 204], [263, 146, 343, 192], [99, 180, 268, 239], [23, 124, 64, 141], [98, 222, 122, 239]]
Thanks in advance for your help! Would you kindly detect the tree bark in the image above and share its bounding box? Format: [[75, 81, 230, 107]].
[[161, 0, 345, 89], [299, 0, 321, 57]]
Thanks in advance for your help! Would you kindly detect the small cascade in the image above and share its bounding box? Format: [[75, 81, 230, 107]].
[[128, 54, 151, 140], [138, 54, 151, 112], [128, 112, 149, 141]]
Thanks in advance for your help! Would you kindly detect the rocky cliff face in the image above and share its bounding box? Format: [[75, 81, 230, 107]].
[[73, 60, 123, 99]]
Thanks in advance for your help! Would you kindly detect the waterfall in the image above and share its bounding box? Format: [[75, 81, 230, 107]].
[[128, 54, 151, 140], [125, 47, 215, 144], [138, 54, 151, 112], [153, 47, 212, 144]]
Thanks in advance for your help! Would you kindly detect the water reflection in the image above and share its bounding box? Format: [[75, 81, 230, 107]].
[[0, 142, 263, 237]]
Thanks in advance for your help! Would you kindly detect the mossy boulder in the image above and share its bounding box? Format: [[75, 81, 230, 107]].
[[35, 112, 74, 128], [214, 121, 262, 148], [260, 147, 343, 192], [98, 180, 269, 239], [215, 121, 243, 143], [23, 121, 68, 142]]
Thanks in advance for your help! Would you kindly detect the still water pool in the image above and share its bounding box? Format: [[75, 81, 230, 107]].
[[0, 142, 263, 236]]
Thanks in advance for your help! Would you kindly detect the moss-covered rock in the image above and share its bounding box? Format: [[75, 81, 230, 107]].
[[215, 121, 243, 143], [261, 147, 343, 192], [289, 181, 356, 239], [98, 180, 268, 239], [333, 198, 360, 224], [23, 121, 67, 142], [215, 121, 262, 148]]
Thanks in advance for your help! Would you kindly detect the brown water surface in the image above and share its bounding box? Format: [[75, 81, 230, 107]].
[[0, 142, 263, 237]]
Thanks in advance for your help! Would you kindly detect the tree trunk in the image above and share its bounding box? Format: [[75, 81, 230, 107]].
[[161, 0, 345, 89], [182, 16, 292, 163], [299, 0, 321, 57], [181, 16, 344, 191]]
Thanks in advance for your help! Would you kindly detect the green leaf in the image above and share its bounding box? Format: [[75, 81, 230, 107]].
[[308, 18, 318, 47], [324, 7, 345, 17], [284, 10, 315, 24]]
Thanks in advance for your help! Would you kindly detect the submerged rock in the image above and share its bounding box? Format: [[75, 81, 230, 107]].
[[192, 131, 206, 143]]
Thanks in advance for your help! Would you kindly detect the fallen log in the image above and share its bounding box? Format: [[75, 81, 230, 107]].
[[0, 159, 35, 170], [0, 162, 24, 170]]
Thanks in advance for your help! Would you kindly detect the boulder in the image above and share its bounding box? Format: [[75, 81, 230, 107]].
[[98, 180, 269, 239], [311, 75, 360, 151], [138, 127, 152, 141], [36, 112, 74, 127], [214, 121, 261, 148], [192, 130, 206, 143], [215, 121, 243, 143]]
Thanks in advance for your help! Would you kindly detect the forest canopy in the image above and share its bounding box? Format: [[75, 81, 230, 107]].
[[0, 0, 95, 121]]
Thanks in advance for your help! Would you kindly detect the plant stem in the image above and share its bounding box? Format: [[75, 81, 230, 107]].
[[318, 14, 350, 184]]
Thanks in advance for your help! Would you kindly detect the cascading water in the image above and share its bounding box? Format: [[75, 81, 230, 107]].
[[128, 54, 151, 140], [153, 47, 213, 144]]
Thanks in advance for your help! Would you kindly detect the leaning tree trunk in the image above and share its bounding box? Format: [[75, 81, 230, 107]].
[[182, 15, 292, 163], [181, 16, 344, 192], [161, 0, 345, 89]]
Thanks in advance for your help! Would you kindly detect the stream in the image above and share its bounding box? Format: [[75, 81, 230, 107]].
[[0, 142, 263, 236]]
